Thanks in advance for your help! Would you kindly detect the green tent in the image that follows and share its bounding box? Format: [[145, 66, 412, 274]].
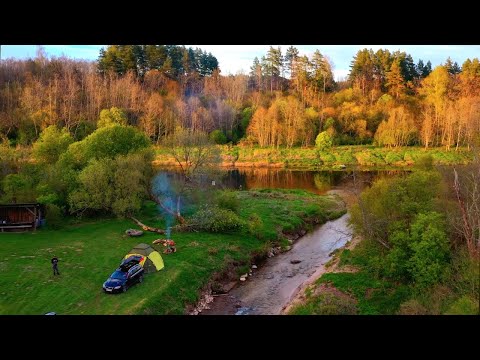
[[124, 243, 164, 273]]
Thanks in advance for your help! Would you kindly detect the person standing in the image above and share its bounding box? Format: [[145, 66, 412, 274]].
[[51, 256, 60, 275]]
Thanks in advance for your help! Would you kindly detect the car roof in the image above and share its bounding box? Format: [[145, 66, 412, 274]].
[[120, 257, 142, 271], [117, 263, 142, 273]]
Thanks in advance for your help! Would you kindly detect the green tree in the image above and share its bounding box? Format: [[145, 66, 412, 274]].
[[1, 173, 35, 203], [265, 46, 283, 91], [97, 107, 128, 128], [32, 126, 74, 165], [315, 131, 333, 151], [444, 57, 461, 75], [69, 158, 115, 214], [69, 151, 152, 217], [74, 125, 151, 161], [311, 50, 334, 93], [209, 129, 227, 144], [285, 46, 299, 79], [0, 143, 18, 180]]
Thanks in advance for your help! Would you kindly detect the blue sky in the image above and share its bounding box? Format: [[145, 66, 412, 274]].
[[2, 45, 479, 80]]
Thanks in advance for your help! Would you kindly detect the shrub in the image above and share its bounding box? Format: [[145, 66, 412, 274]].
[[415, 154, 434, 170], [315, 131, 333, 151], [209, 130, 227, 144], [247, 213, 264, 239], [216, 190, 240, 213], [189, 205, 244, 233], [318, 151, 336, 163], [289, 292, 357, 315], [45, 204, 63, 230], [448, 248, 479, 300], [445, 296, 479, 315], [384, 152, 403, 165], [407, 212, 450, 288]]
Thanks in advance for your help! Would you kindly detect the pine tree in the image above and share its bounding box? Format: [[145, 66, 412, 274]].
[[386, 60, 405, 98]]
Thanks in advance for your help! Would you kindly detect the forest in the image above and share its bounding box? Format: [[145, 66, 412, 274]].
[[0, 45, 478, 149]]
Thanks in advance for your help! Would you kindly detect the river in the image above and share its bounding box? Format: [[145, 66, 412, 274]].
[[201, 213, 352, 315]]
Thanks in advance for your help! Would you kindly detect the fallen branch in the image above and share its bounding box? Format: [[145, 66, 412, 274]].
[[150, 194, 186, 224], [129, 217, 198, 234], [129, 217, 166, 234]]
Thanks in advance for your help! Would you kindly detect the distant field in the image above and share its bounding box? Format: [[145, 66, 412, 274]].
[[154, 145, 474, 169], [0, 190, 342, 315]]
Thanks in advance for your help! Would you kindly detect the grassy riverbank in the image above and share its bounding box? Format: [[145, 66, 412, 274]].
[[288, 166, 479, 315], [0, 189, 344, 315], [154, 145, 474, 169]]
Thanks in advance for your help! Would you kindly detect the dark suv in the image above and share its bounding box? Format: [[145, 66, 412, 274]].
[[103, 262, 144, 294]]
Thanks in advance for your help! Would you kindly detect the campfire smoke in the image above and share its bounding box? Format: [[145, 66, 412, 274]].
[[152, 173, 177, 233]]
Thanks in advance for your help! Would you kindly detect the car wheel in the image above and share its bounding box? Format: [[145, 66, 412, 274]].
[[122, 285, 128, 293], [138, 275, 143, 283]]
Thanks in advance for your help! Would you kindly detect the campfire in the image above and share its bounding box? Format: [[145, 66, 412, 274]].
[[152, 228, 176, 254]]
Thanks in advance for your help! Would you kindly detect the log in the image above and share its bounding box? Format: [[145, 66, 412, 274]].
[[129, 217, 166, 234], [150, 194, 186, 224]]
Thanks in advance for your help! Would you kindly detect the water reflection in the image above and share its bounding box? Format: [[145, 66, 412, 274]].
[[154, 167, 408, 194]]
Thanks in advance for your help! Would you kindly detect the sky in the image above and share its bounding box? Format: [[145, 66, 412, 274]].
[[2, 45, 479, 80]]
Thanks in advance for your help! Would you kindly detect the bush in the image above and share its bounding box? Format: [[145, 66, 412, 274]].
[[247, 213, 264, 239], [189, 205, 244, 233], [408, 212, 450, 288], [445, 296, 479, 315], [384, 152, 403, 165], [216, 190, 240, 213], [448, 248, 479, 300], [315, 131, 333, 151], [289, 292, 358, 315], [209, 130, 227, 144], [415, 154, 434, 170], [45, 204, 63, 230], [318, 151, 336, 163]]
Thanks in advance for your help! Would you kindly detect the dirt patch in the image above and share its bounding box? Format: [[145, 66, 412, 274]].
[[365, 288, 376, 299]]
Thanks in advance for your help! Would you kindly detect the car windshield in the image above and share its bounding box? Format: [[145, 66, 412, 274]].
[[110, 271, 127, 280]]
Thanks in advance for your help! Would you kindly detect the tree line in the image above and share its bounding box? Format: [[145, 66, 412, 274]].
[[0, 46, 478, 150]]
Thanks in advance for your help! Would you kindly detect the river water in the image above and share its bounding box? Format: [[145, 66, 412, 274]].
[[201, 213, 352, 315]]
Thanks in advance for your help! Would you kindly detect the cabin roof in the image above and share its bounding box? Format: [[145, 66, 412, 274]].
[[0, 203, 41, 208]]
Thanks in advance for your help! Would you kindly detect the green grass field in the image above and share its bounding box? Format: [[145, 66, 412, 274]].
[[154, 145, 474, 169], [0, 189, 342, 315]]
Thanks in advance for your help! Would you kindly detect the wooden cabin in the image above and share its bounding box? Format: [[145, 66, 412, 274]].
[[0, 203, 43, 232]]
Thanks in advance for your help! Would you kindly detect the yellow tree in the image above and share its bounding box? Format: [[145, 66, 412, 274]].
[[386, 60, 405, 98], [420, 66, 450, 148]]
